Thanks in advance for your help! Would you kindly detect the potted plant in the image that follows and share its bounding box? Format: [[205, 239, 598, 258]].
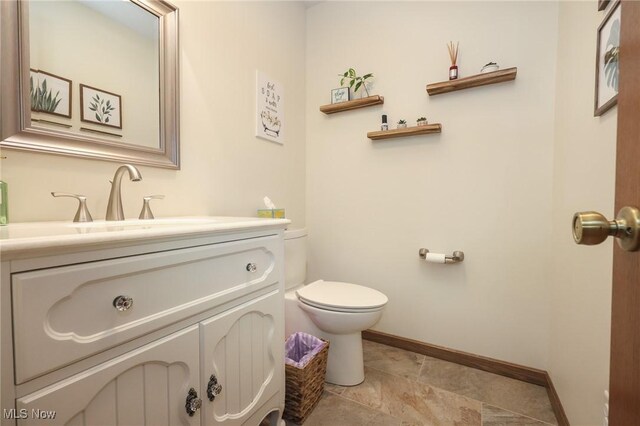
[[397, 119, 407, 129], [339, 68, 374, 98], [416, 117, 428, 126]]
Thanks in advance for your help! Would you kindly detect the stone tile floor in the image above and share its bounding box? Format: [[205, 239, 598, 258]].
[[285, 340, 557, 426]]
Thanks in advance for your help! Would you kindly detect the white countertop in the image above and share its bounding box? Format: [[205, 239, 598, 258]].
[[0, 216, 290, 258]]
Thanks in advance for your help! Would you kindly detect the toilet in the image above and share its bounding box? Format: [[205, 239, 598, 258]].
[[284, 228, 388, 386]]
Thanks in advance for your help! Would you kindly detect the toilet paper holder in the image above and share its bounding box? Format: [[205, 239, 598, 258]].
[[418, 248, 465, 264]]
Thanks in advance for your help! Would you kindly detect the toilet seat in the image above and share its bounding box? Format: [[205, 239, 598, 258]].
[[296, 280, 388, 313]]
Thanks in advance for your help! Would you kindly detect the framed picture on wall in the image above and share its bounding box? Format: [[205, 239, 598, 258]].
[[594, 0, 620, 117], [80, 84, 122, 129], [331, 87, 350, 104], [30, 69, 72, 118], [255, 71, 284, 144], [598, 0, 610, 12]]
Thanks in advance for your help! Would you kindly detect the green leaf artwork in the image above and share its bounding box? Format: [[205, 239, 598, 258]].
[[89, 94, 115, 123], [30, 76, 62, 113], [603, 18, 620, 92]]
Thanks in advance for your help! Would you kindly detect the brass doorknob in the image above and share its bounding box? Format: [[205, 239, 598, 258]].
[[573, 206, 640, 251]]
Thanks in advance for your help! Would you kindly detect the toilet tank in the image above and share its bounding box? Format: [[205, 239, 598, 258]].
[[284, 228, 307, 291]]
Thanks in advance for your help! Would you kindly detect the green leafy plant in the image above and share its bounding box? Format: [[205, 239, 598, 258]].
[[604, 46, 619, 91], [398, 119, 407, 125], [89, 94, 115, 124], [30, 76, 62, 113], [417, 117, 427, 122], [603, 18, 620, 92], [339, 68, 373, 97]]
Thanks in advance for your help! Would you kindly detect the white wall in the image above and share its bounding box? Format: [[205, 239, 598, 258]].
[[1, 1, 307, 226], [306, 1, 559, 369], [549, 2, 617, 424]]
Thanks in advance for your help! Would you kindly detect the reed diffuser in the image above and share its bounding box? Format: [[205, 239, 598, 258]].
[[447, 41, 459, 80]]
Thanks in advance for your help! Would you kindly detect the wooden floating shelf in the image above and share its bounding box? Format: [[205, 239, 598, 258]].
[[426, 67, 517, 96], [320, 95, 384, 114], [367, 124, 442, 140]]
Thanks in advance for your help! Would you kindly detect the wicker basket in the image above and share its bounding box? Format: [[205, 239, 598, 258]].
[[283, 338, 330, 424]]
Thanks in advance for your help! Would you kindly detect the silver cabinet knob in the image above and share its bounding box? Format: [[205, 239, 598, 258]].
[[112, 295, 133, 311], [207, 375, 223, 401], [185, 388, 202, 417], [246, 263, 257, 272], [573, 206, 640, 251], [51, 192, 93, 223]]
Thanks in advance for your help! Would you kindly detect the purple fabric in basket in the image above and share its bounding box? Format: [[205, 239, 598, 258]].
[[285, 332, 327, 369]]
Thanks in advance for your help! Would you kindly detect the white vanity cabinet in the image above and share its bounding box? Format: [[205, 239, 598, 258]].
[[0, 219, 288, 426]]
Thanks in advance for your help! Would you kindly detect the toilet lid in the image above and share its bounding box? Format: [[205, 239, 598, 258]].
[[296, 280, 388, 311]]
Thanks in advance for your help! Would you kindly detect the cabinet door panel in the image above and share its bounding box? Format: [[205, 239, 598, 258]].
[[83, 380, 117, 425], [142, 363, 170, 425], [16, 326, 200, 426], [64, 413, 84, 426], [200, 291, 283, 425], [115, 365, 145, 425], [12, 235, 279, 383]]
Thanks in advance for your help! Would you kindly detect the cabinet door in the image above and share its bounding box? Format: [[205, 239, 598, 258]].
[[200, 291, 284, 425], [16, 326, 201, 426]]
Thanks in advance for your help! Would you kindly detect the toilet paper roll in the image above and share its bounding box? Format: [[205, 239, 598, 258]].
[[425, 252, 446, 264]]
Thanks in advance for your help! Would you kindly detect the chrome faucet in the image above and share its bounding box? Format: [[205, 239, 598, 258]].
[[106, 164, 142, 221]]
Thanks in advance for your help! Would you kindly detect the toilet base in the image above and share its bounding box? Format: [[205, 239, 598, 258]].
[[324, 332, 365, 386], [285, 286, 382, 387]]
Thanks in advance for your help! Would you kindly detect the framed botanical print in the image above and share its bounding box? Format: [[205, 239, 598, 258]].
[[30, 69, 72, 118], [594, 0, 621, 116], [80, 84, 122, 129]]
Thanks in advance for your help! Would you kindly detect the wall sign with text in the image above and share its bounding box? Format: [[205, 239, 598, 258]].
[[256, 71, 284, 144]]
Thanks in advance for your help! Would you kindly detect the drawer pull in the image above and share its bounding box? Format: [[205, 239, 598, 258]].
[[112, 295, 134, 312], [207, 374, 223, 401], [246, 263, 257, 272], [185, 388, 202, 416]]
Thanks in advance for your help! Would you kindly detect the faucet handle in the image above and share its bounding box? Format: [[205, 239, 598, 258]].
[[139, 194, 164, 220], [51, 192, 93, 223]]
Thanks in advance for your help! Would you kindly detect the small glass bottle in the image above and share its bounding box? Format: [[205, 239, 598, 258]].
[[449, 65, 458, 80], [381, 114, 388, 131], [0, 181, 7, 225]]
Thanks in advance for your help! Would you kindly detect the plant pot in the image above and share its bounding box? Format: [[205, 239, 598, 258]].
[[417, 120, 428, 126], [397, 123, 407, 129]]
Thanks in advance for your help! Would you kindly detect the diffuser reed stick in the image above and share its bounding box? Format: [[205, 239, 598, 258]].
[[447, 41, 459, 80], [447, 41, 459, 65]]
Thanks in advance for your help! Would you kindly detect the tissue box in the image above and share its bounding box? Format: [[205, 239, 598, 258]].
[[257, 208, 285, 219]]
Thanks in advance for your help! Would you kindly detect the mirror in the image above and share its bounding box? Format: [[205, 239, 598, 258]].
[[0, 0, 179, 169]]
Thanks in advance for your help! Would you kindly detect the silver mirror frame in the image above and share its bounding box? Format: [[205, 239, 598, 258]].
[[0, 0, 180, 169]]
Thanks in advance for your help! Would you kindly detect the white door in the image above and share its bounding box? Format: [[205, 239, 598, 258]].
[[200, 291, 284, 425], [16, 326, 201, 426]]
